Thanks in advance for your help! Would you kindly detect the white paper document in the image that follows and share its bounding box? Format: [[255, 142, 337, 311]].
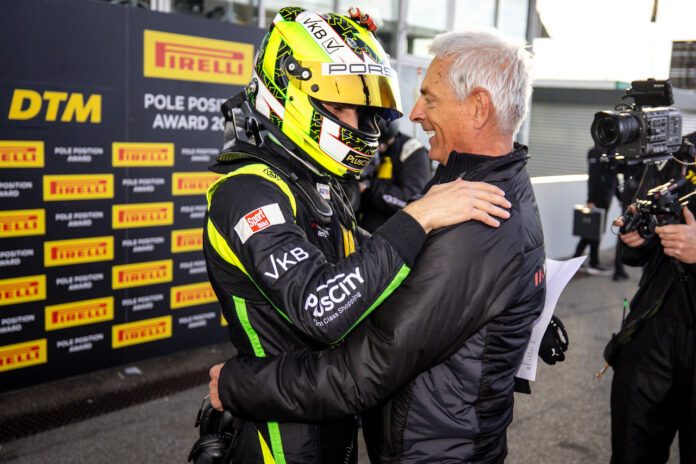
[[515, 256, 586, 381]]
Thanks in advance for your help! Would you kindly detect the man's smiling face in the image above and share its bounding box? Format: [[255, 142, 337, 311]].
[[409, 57, 475, 165]]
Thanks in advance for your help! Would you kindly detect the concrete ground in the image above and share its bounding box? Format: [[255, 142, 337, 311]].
[[0, 251, 680, 463]]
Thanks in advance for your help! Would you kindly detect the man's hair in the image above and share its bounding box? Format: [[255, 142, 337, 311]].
[[429, 29, 532, 135]]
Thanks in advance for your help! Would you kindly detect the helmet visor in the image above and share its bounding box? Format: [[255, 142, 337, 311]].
[[288, 61, 403, 122]]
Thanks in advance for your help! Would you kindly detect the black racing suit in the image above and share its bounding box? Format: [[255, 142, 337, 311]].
[[359, 132, 431, 232], [217, 145, 546, 463], [203, 143, 426, 463], [610, 159, 696, 463]]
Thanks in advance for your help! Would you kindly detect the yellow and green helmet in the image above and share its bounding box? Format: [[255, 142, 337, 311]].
[[248, 6, 403, 179]]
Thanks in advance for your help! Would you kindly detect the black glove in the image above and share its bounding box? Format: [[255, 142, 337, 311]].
[[188, 397, 242, 464], [539, 316, 569, 365]]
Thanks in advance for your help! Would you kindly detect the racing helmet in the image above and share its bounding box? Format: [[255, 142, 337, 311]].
[[248, 6, 403, 179]]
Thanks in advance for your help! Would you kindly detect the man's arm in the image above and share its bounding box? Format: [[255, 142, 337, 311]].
[[215, 218, 539, 422], [208, 172, 423, 345], [208, 169, 511, 345]]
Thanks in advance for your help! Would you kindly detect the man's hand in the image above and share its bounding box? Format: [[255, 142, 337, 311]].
[[656, 206, 696, 264], [403, 179, 511, 233], [614, 208, 646, 248], [209, 363, 224, 411]]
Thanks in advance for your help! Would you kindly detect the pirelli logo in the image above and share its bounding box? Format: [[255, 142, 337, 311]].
[[0, 141, 44, 167], [0, 339, 47, 372], [45, 296, 114, 331], [44, 236, 114, 267], [172, 172, 221, 196], [143, 30, 253, 85], [171, 282, 216, 309], [112, 259, 173, 289], [171, 228, 203, 253], [0, 209, 45, 238], [43, 174, 114, 201], [112, 315, 172, 349], [0, 275, 46, 307], [112, 142, 174, 167], [112, 202, 173, 229]]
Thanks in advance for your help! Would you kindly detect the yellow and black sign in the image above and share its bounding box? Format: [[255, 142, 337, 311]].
[[43, 174, 114, 201], [44, 236, 114, 267], [112, 142, 175, 167], [171, 228, 203, 253], [170, 281, 216, 309], [0, 141, 44, 167], [143, 30, 253, 85], [0, 274, 46, 307], [112, 259, 173, 289], [112, 202, 174, 229], [45, 296, 114, 331], [172, 172, 221, 196], [0, 209, 45, 238], [0, 339, 47, 372], [112, 315, 172, 349]]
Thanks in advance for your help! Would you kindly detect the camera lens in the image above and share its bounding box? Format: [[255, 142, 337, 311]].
[[591, 111, 641, 149]]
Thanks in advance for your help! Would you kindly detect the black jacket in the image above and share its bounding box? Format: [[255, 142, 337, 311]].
[[619, 159, 696, 329], [218, 145, 546, 463], [359, 133, 431, 232], [609, 157, 696, 463], [204, 143, 427, 463]]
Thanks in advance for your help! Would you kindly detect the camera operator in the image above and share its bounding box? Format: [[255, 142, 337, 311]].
[[610, 131, 696, 463]]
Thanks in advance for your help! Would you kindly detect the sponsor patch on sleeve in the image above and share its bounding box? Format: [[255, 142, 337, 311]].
[[234, 203, 285, 244]]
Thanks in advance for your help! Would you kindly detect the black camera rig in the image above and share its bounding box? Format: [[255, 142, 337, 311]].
[[591, 79, 686, 164], [619, 176, 695, 239]]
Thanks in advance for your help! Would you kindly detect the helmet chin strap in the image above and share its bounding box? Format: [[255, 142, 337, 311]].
[[221, 89, 323, 178]]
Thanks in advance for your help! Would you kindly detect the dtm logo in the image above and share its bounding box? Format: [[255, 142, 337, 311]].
[[8, 89, 101, 123], [304, 267, 364, 318], [263, 247, 309, 280]]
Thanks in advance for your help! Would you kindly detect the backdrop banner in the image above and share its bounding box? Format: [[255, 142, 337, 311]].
[[0, 0, 265, 392]]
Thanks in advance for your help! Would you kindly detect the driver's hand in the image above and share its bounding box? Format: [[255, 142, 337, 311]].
[[403, 179, 511, 233], [208, 363, 224, 411]]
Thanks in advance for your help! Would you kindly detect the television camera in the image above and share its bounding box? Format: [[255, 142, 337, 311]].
[[591, 79, 685, 163]]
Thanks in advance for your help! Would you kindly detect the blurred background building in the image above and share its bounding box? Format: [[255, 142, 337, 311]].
[[136, 0, 696, 169], [139, 0, 696, 256]]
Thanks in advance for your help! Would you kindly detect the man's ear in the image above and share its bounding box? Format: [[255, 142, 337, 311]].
[[471, 88, 492, 130]]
